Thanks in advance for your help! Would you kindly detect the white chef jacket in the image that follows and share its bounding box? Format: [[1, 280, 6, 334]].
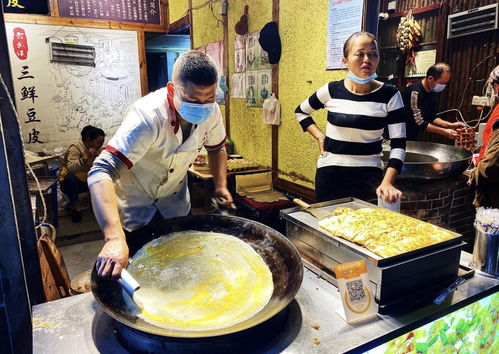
[[88, 86, 226, 231]]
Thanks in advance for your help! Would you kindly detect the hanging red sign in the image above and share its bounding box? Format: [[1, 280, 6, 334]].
[[12, 27, 28, 60]]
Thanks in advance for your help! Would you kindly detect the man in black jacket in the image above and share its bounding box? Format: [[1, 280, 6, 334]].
[[402, 63, 465, 140]]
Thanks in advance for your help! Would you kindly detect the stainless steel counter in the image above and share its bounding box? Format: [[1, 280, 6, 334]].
[[33, 253, 498, 354]]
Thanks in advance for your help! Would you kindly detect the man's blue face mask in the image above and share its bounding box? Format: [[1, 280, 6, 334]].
[[175, 90, 215, 124], [178, 100, 215, 124]]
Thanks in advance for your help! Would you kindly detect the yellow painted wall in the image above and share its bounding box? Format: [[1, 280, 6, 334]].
[[227, 1, 273, 167], [169, 1, 188, 24], [170, 0, 348, 188], [190, 0, 226, 122], [279, 0, 346, 188], [191, 0, 223, 47]]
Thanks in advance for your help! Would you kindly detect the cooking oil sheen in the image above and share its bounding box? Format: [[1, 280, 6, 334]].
[[127, 231, 274, 330]]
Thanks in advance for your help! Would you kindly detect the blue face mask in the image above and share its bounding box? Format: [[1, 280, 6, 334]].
[[432, 84, 446, 93], [178, 100, 215, 124], [347, 71, 378, 84]]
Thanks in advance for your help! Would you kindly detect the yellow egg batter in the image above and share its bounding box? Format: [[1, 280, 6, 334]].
[[126, 231, 274, 331]]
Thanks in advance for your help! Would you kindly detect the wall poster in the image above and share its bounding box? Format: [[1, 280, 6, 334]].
[[245, 31, 271, 107], [326, 0, 364, 70], [5, 22, 141, 153], [58, 0, 161, 25], [405, 50, 437, 78]]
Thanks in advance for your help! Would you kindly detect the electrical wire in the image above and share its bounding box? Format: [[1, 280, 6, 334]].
[[457, 55, 495, 110], [181, 0, 225, 24], [0, 72, 47, 228]]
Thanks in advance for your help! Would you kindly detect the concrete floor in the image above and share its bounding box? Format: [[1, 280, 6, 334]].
[[56, 208, 103, 280], [59, 239, 103, 280]]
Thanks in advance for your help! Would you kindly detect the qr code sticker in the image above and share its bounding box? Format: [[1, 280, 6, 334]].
[[346, 279, 366, 302]]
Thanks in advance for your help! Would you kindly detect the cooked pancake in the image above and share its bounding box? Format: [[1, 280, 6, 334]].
[[126, 231, 274, 331], [318, 208, 455, 258], [331, 206, 355, 216]]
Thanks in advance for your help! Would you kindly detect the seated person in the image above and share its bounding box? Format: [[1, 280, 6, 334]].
[[60, 125, 105, 222]]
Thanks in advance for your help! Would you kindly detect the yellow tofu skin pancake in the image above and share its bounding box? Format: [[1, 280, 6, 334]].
[[126, 231, 274, 331], [318, 208, 456, 258]]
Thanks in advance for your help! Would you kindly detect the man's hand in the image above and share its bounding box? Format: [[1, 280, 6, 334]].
[[376, 182, 402, 203], [448, 121, 466, 129], [96, 238, 129, 278], [214, 186, 234, 204], [443, 128, 459, 139], [88, 147, 99, 158]]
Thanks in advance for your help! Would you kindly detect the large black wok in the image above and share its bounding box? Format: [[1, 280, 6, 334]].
[[91, 215, 303, 338], [383, 141, 472, 180]]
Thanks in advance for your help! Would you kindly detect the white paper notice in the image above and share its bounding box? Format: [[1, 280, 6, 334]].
[[234, 35, 246, 73], [231, 73, 246, 98], [326, 0, 364, 70]]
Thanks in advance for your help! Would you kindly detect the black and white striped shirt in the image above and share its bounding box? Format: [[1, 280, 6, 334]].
[[295, 80, 406, 171]]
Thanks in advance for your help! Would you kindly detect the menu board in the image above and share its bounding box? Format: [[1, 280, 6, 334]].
[[58, 0, 161, 25]]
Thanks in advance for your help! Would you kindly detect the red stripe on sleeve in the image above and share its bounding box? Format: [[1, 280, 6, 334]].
[[104, 145, 133, 169], [205, 135, 227, 150]]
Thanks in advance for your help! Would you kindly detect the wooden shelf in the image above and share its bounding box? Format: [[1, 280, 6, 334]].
[[388, 3, 440, 19]]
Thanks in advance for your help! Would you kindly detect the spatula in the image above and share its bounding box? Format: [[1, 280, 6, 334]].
[[119, 269, 140, 297], [293, 199, 329, 219]]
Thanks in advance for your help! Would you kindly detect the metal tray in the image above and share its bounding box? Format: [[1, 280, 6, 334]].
[[281, 197, 464, 267]]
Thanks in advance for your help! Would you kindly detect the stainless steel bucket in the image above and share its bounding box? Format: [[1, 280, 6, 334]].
[[470, 228, 499, 277]]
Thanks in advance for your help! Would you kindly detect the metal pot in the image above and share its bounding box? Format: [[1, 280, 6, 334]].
[[91, 215, 304, 338], [383, 141, 472, 180]]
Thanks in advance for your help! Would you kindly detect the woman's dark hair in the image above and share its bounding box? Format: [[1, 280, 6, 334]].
[[343, 31, 379, 58], [81, 125, 105, 141]]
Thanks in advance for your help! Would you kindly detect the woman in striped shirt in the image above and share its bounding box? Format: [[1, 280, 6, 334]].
[[295, 32, 406, 203]]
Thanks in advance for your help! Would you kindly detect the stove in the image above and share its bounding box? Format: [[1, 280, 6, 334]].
[[109, 301, 301, 353]]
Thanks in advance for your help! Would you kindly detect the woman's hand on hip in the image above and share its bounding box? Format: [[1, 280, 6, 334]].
[[316, 133, 325, 155]]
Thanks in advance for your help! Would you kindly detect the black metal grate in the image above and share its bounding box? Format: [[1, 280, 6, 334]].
[[49, 41, 95, 67], [447, 3, 498, 39]]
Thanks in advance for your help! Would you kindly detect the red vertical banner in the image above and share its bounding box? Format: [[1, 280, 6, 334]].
[[12, 27, 28, 60]]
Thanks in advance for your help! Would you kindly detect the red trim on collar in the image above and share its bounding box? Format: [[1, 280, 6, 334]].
[[166, 82, 180, 134], [105, 145, 133, 169]]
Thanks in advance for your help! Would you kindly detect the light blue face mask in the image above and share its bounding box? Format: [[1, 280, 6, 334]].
[[178, 100, 215, 124], [432, 84, 446, 93], [347, 71, 378, 84]]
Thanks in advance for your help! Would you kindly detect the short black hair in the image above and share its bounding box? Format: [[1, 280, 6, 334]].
[[81, 125, 105, 141], [173, 50, 218, 87], [343, 31, 379, 58], [426, 63, 451, 80]]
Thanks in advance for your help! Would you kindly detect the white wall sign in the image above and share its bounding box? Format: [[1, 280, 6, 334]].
[[326, 0, 364, 70], [405, 50, 437, 78], [5, 23, 141, 153]]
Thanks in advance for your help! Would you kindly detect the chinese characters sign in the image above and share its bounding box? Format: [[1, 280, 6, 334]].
[[6, 23, 142, 152], [11, 28, 44, 144], [2, 0, 48, 14], [58, 0, 161, 25]]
